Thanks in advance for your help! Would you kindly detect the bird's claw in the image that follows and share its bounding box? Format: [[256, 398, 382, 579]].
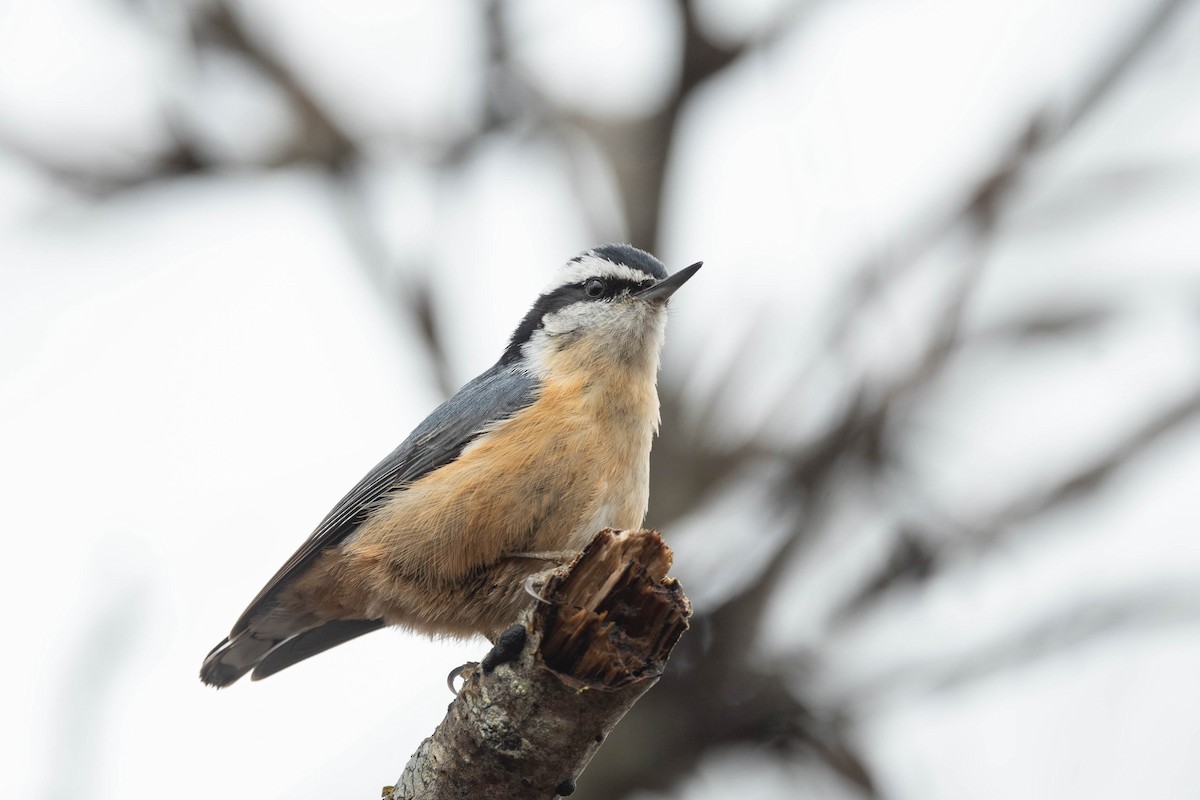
[[523, 573, 554, 604], [446, 661, 478, 695]]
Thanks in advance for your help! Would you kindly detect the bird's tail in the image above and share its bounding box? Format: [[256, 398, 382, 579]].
[[200, 619, 385, 687], [199, 633, 279, 688]]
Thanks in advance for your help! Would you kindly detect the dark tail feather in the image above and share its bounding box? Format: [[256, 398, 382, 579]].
[[201, 619, 385, 687], [200, 633, 280, 688], [251, 619, 385, 681]]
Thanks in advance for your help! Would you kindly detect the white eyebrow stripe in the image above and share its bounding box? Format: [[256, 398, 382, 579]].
[[542, 255, 656, 294]]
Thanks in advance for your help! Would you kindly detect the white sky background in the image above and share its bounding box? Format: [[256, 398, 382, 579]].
[[1, 0, 1199, 798]]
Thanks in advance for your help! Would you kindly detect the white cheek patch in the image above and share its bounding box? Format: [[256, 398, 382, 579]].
[[542, 254, 656, 294], [521, 328, 554, 372], [520, 303, 618, 375], [523, 299, 668, 378], [542, 301, 614, 336]]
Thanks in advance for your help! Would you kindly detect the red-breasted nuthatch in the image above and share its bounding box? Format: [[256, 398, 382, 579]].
[[201, 244, 700, 687]]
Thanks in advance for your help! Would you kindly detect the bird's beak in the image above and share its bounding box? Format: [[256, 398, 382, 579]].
[[636, 261, 702, 303]]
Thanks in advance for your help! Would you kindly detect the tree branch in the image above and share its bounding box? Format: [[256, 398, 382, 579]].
[[384, 529, 691, 800]]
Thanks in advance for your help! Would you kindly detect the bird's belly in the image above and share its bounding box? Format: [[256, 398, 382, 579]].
[[323, 380, 654, 635]]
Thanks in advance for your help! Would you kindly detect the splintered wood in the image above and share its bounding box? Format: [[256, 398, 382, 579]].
[[537, 528, 690, 688]]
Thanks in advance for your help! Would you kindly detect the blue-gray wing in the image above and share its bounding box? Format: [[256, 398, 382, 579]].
[[230, 361, 538, 635]]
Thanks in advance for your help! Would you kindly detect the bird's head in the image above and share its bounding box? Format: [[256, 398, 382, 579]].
[[501, 244, 701, 377]]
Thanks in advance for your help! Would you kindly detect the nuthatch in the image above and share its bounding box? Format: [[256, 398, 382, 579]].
[[201, 244, 700, 687]]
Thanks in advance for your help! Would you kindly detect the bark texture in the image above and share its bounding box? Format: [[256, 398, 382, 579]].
[[383, 528, 691, 800]]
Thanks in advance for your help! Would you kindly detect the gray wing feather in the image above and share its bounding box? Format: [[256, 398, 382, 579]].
[[230, 361, 537, 635]]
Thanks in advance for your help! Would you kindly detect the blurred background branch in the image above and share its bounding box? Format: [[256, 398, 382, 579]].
[[4, 0, 1200, 798]]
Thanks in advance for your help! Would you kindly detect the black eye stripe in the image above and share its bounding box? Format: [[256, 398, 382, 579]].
[[581, 277, 646, 298]]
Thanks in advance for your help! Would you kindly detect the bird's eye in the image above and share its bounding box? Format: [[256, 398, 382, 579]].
[[584, 278, 605, 298]]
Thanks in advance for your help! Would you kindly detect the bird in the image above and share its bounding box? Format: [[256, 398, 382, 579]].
[[200, 244, 700, 687]]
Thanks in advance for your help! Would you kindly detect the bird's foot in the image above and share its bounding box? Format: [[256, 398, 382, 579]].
[[482, 624, 526, 673], [507, 550, 578, 605], [445, 660, 478, 695], [523, 570, 557, 604]]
